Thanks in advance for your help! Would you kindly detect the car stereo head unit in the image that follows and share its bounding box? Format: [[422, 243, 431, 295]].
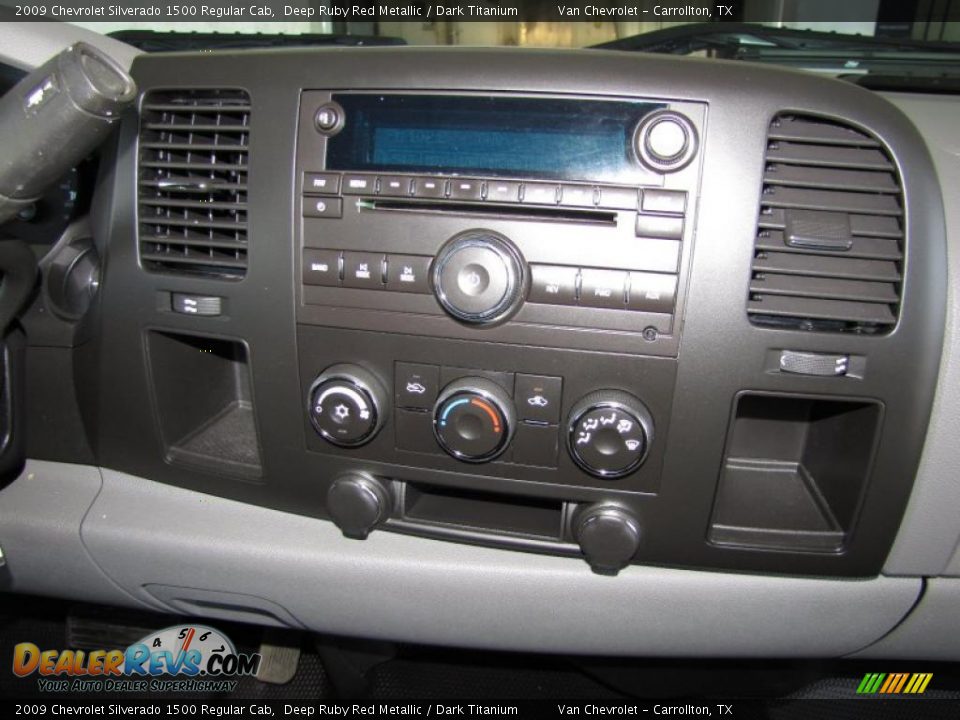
[[295, 90, 706, 357]]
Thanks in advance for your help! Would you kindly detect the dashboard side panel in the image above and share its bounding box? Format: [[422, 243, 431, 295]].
[[0, 460, 157, 610], [73, 465, 923, 657], [880, 94, 960, 578], [850, 578, 960, 660]]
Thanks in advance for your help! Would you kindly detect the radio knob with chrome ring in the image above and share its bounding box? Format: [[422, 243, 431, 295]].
[[433, 378, 516, 462], [307, 364, 387, 447], [432, 231, 526, 325], [633, 110, 698, 172]]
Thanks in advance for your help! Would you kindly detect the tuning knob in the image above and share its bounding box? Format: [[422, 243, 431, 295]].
[[433, 377, 516, 462], [308, 364, 387, 447], [568, 390, 653, 479], [432, 231, 525, 325], [575, 504, 642, 575], [634, 110, 698, 172], [327, 473, 392, 539]]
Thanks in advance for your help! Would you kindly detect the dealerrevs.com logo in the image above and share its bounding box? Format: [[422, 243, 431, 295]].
[[12, 625, 261, 693]]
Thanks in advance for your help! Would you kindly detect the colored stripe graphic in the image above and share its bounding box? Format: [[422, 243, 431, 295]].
[[857, 672, 932, 694]]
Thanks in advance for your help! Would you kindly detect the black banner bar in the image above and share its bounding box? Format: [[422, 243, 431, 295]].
[[0, 0, 954, 23]]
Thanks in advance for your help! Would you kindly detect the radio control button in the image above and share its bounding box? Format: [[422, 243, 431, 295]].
[[560, 184, 596, 208], [342, 252, 384, 289], [529, 264, 578, 306], [485, 180, 521, 203], [515, 374, 562, 425], [314, 103, 343, 134], [579, 269, 628, 309], [303, 249, 341, 286], [636, 214, 684, 240], [379, 176, 412, 197], [413, 177, 446, 199], [596, 186, 640, 210], [628, 272, 677, 314], [521, 183, 559, 205], [303, 172, 341, 195], [396, 362, 439, 410], [303, 197, 343, 218], [342, 175, 376, 195], [449, 179, 483, 201], [386, 254, 431, 294], [641, 189, 686, 214]]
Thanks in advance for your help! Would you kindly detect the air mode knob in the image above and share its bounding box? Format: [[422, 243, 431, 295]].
[[432, 231, 525, 325], [308, 364, 387, 447], [327, 473, 392, 539], [567, 390, 654, 479], [575, 504, 642, 575], [634, 110, 698, 172], [433, 377, 516, 462]]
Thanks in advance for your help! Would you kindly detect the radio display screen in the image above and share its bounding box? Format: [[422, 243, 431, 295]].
[[325, 94, 664, 184]]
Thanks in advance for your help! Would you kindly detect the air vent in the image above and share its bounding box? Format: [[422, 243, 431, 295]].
[[138, 89, 250, 279], [748, 114, 903, 334]]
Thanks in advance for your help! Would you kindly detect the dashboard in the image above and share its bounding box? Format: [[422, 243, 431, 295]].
[[2, 33, 960, 660]]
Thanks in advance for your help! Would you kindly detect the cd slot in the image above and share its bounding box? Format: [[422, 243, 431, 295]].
[[363, 198, 619, 225]]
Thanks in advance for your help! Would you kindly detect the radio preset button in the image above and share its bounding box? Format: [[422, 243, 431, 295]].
[[303, 249, 341, 286], [342, 175, 376, 195], [522, 183, 560, 205], [528, 264, 578, 306], [628, 272, 678, 314], [342, 252, 384, 289], [302, 197, 343, 218], [413, 177, 446, 199], [579, 269, 628, 309], [386, 254, 431, 294], [515, 374, 562, 425], [636, 214, 684, 240], [303, 172, 341, 195], [485, 180, 521, 203], [449, 179, 483, 201], [596, 186, 640, 210], [641, 189, 687, 214], [379, 176, 412, 197], [560, 184, 596, 208]]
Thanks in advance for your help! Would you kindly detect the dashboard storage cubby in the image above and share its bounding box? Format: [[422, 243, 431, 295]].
[[146, 330, 261, 479], [709, 394, 882, 553]]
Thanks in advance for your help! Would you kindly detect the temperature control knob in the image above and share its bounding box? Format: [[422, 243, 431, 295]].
[[568, 390, 654, 479], [432, 231, 525, 325], [308, 364, 387, 447], [433, 378, 515, 462]]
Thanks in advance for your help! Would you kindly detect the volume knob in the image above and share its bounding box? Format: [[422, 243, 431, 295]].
[[432, 231, 525, 325]]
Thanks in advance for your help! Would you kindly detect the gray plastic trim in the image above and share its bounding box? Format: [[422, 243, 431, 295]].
[[850, 578, 960, 660], [880, 94, 960, 577], [0, 21, 140, 72], [0, 460, 156, 610], [54, 464, 922, 656]]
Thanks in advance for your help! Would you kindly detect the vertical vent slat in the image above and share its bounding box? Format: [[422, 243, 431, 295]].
[[138, 89, 250, 279], [748, 114, 904, 334]]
